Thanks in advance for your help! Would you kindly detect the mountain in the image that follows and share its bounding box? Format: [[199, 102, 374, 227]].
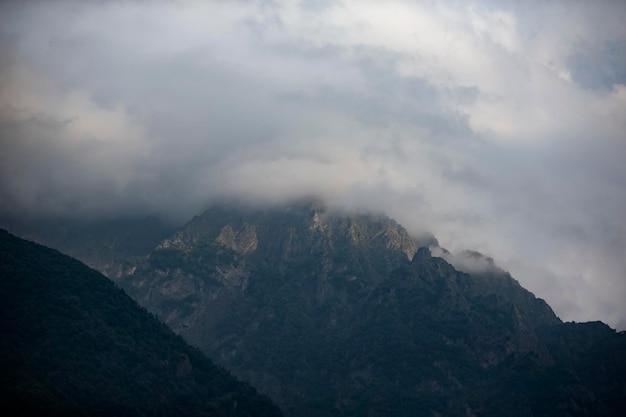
[[114, 202, 626, 416], [0, 229, 282, 417]]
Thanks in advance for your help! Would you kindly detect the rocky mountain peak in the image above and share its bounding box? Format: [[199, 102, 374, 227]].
[[155, 202, 418, 267]]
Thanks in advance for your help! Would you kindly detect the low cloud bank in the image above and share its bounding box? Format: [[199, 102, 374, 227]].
[[1, 0, 625, 329]]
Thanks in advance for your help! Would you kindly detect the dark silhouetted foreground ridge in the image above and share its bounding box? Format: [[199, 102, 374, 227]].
[[0, 229, 282, 417]]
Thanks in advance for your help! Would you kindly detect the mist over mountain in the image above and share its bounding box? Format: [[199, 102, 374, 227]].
[[0, 214, 174, 276], [0, 229, 282, 417], [105, 202, 625, 417], [1, 0, 626, 329]]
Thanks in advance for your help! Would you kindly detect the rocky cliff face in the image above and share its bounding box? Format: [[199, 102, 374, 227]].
[[113, 202, 624, 417]]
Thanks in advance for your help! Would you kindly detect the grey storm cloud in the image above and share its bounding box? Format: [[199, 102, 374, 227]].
[[1, 0, 626, 329]]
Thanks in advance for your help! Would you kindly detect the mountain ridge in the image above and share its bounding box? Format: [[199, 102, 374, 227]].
[[115, 202, 621, 416]]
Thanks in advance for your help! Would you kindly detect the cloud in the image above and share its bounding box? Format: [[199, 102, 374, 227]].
[[430, 247, 502, 276], [1, 0, 625, 329]]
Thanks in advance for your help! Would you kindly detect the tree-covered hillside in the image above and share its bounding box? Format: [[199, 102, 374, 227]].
[[0, 229, 282, 417]]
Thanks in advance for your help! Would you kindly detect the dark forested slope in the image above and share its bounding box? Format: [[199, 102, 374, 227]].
[[0, 229, 282, 417]]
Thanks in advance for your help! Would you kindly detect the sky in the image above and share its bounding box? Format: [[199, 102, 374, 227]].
[[1, 0, 625, 329]]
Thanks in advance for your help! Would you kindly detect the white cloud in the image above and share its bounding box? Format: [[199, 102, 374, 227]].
[[1, 0, 625, 329]]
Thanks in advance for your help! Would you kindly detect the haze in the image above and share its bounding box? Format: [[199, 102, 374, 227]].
[[1, 0, 625, 329]]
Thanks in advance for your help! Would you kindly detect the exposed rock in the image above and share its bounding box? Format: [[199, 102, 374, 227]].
[[215, 224, 258, 255]]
